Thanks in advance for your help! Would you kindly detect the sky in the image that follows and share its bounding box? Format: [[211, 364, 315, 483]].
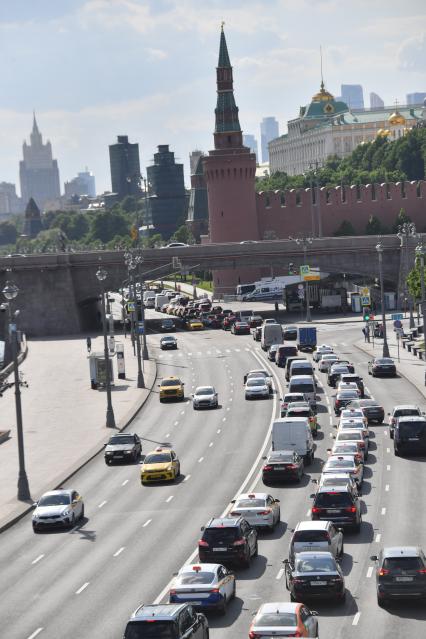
[[1, 0, 425, 195]]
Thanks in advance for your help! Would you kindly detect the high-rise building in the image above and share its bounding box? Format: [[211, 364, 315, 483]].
[[109, 135, 141, 200], [146, 144, 187, 239], [0, 182, 23, 217], [64, 169, 96, 199], [341, 84, 364, 109], [370, 92, 384, 109], [186, 154, 209, 241], [19, 114, 61, 211], [407, 92, 426, 105], [243, 134, 258, 159], [189, 150, 203, 175], [260, 117, 279, 162]]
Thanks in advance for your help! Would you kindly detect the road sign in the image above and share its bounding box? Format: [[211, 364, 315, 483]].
[[395, 327, 404, 337], [297, 289, 305, 300], [393, 319, 402, 328], [300, 265, 310, 276], [360, 287, 370, 296], [304, 274, 320, 281], [361, 296, 371, 306], [391, 313, 403, 321], [297, 283, 304, 290], [127, 301, 135, 312], [138, 322, 144, 335]]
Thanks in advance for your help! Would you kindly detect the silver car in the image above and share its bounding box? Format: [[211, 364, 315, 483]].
[[245, 377, 270, 399], [32, 489, 84, 532], [289, 520, 344, 562], [229, 492, 280, 530], [322, 454, 364, 485], [192, 385, 218, 409]]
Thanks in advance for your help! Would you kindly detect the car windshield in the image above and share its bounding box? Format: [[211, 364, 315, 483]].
[[338, 432, 362, 441], [342, 410, 364, 418], [247, 379, 266, 386], [162, 337, 175, 341], [294, 530, 329, 542], [287, 410, 310, 418], [281, 347, 298, 356], [270, 453, 295, 463], [144, 454, 172, 464], [109, 436, 134, 445], [383, 557, 423, 572], [338, 391, 359, 398], [179, 572, 215, 585], [399, 422, 426, 437], [203, 528, 238, 543], [315, 492, 352, 507], [334, 444, 357, 454], [327, 459, 354, 469], [296, 556, 337, 573], [161, 380, 181, 387], [376, 358, 394, 365], [361, 401, 380, 407], [38, 494, 71, 506], [256, 612, 297, 627], [284, 395, 304, 403], [395, 409, 420, 417], [236, 499, 265, 508], [195, 388, 214, 396], [322, 477, 351, 487], [124, 621, 176, 639], [290, 383, 314, 393]]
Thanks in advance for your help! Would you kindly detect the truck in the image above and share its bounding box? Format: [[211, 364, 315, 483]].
[[320, 294, 344, 312], [297, 327, 317, 352], [271, 417, 315, 464], [155, 293, 169, 312], [261, 323, 283, 351]]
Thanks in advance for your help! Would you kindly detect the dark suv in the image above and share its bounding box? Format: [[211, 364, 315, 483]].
[[198, 516, 258, 568], [311, 484, 362, 531], [104, 433, 142, 464], [370, 547, 426, 607], [123, 603, 208, 639], [394, 416, 426, 456]]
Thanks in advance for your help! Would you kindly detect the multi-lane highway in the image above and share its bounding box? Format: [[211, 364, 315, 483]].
[[1, 320, 425, 638]]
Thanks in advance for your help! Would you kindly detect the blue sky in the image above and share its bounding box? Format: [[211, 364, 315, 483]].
[[1, 0, 425, 195]]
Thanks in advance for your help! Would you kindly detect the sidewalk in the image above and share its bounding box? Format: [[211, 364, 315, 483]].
[[0, 333, 156, 531], [355, 319, 426, 399]]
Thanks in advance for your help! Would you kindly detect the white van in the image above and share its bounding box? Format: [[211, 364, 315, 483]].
[[271, 417, 315, 464], [155, 293, 169, 311], [289, 360, 315, 380], [145, 295, 156, 309], [261, 323, 283, 351], [288, 375, 316, 409]]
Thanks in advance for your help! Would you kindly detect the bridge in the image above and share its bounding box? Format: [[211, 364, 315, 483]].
[[0, 235, 416, 335]]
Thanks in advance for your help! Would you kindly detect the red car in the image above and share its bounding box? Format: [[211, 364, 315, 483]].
[[231, 321, 250, 335]]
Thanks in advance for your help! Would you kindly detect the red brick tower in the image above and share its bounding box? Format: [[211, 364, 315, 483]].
[[203, 26, 261, 295]]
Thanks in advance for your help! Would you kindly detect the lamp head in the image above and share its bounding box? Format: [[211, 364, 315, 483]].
[[2, 280, 19, 300], [96, 267, 108, 282]]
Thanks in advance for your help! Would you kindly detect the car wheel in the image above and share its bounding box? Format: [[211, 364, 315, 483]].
[[232, 581, 236, 599], [340, 590, 346, 603], [377, 596, 388, 608], [394, 446, 400, 456], [80, 505, 85, 520], [253, 541, 258, 557], [339, 543, 344, 559], [32, 525, 39, 534], [353, 518, 361, 533], [290, 592, 296, 602], [390, 430, 394, 439], [69, 514, 76, 528], [105, 459, 111, 465], [218, 596, 227, 616]]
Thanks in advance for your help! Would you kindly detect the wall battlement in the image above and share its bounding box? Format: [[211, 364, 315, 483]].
[[256, 180, 426, 238]]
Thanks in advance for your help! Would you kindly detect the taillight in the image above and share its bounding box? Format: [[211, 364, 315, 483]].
[[293, 632, 303, 638], [211, 588, 220, 593], [345, 506, 357, 513], [233, 538, 246, 546], [263, 465, 273, 472], [379, 568, 390, 576], [311, 507, 321, 514], [359, 441, 365, 448], [258, 509, 271, 515], [249, 631, 260, 639], [417, 568, 426, 574], [288, 464, 299, 470], [198, 539, 209, 547], [229, 511, 241, 516], [169, 589, 176, 595], [335, 400, 340, 406]]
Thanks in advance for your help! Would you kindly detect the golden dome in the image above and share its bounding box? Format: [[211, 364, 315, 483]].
[[388, 111, 406, 126], [312, 81, 334, 102]]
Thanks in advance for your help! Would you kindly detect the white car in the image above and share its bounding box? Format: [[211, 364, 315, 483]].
[[32, 489, 84, 532], [339, 418, 369, 440], [334, 429, 368, 457], [169, 563, 235, 614], [322, 454, 364, 485], [263, 318, 278, 325], [229, 492, 280, 530], [337, 381, 360, 396], [250, 602, 319, 638], [328, 441, 365, 463], [313, 345, 334, 362], [192, 385, 218, 409], [315, 472, 359, 493], [245, 369, 273, 392], [319, 354, 339, 372], [245, 377, 270, 399], [340, 408, 368, 427]]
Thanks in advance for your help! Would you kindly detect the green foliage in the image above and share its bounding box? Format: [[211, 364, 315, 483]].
[[392, 208, 412, 233], [170, 224, 195, 245], [88, 209, 130, 243], [333, 220, 356, 236], [0, 221, 18, 245], [407, 259, 425, 300], [51, 212, 89, 241], [365, 215, 389, 235]]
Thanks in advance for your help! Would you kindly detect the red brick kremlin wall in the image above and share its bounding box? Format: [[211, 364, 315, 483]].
[[256, 180, 426, 238]]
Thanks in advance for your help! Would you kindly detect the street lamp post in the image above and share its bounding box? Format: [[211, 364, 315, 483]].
[[376, 243, 390, 358], [2, 280, 31, 500], [136, 256, 149, 361], [124, 253, 145, 388], [95, 267, 116, 428], [397, 222, 416, 329], [415, 243, 426, 323], [291, 237, 313, 322]]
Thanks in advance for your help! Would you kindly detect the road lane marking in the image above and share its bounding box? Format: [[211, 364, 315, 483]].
[[27, 630, 43, 639], [113, 546, 125, 557], [198, 457, 204, 463], [174, 421, 179, 426], [209, 442, 213, 447], [276, 568, 285, 580], [226, 407, 230, 411], [376, 533, 381, 542], [386, 447, 390, 453], [306, 509, 311, 517], [187, 352, 192, 356], [180, 411, 185, 415], [75, 582, 90, 594], [217, 429, 221, 434], [229, 397, 233, 401], [226, 349, 231, 353], [329, 416, 333, 425], [222, 417, 226, 422], [165, 433, 170, 438], [98, 500, 107, 509], [386, 465, 391, 471], [381, 507, 386, 515], [122, 479, 129, 486], [367, 566, 373, 578], [385, 484, 389, 491], [234, 348, 240, 352], [31, 554, 45, 565], [184, 475, 191, 482], [143, 519, 152, 527], [166, 495, 174, 503], [352, 612, 361, 626], [206, 350, 211, 355]]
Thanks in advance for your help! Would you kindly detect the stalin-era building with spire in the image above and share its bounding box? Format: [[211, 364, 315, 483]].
[[19, 114, 61, 211]]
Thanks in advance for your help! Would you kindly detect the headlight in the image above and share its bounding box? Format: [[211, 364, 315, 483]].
[[124, 450, 132, 454], [61, 510, 71, 518], [32, 513, 39, 520]]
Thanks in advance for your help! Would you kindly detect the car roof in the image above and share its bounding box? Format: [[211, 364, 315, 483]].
[[294, 551, 334, 559], [131, 603, 186, 620], [289, 375, 314, 382], [258, 602, 300, 615], [194, 386, 215, 392], [161, 376, 180, 381], [296, 520, 329, 531], [268, 450, 297, 460], [110, 432, 136, 438], [382, 546, 421, 558], [179, 563, 220, 573], [393, 404, 420, 411], [41, 489, 72, 497], [317, 484, 352, 493], [238, 492, 268, 501], [146, 447, 174, 455], [397, 416, 426, 423]]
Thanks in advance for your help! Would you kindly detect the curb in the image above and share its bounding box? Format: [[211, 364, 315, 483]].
[[0, 358, 158, 534]]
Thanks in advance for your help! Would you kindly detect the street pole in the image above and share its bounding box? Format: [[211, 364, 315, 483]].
[[291, 237, 313, 323], [96, 268, 116, 428], [124, 252, 145, 388], [376, 242, 390, 358], [137, 261, 149, 361], [416, 244, 426, 325], [398, 223, 416, 329]]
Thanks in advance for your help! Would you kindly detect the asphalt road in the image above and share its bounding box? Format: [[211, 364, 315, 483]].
[[1, 320, 425, 639]]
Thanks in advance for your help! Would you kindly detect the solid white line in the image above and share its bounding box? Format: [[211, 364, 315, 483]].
[[276, 568, 285, 580], [26, 629, 43, 639], [206, 350, 211, 355], [367, 566, 373, 578], [184, 475, 191, 482], [386, 464, 391, 471], [31, 554, 45, 565], [198, 457, 204, 463], [381, 507, 386, 515], [329, 416, 333, 425], [98, 500, 107, 509], [113, 546, 125, 557], [385, 484, 389, 491], [75, 582, 90, 594], [122, 479, 129, 486], [352, 612, 361, 626], [376, 533, 381, 542], [217, 429, 221, 434]]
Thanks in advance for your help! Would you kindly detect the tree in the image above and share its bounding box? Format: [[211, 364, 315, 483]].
[[392, 208, 412, 233], [0, 221, 18, 245], [333, 220, 356, 236], [121, 195, 138, 213], [365, 215, 388, 235], [170, 224, 195, 245], [88, 209, 130, 243]]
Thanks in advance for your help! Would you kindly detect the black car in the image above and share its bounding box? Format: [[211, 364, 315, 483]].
[[284, 551, 346, 602], [310, 484, 362, 531], [370, 546, 426, 607], [160, 336, 178, 350], [262, 450, 304, 483], [368, 357, 397, 377], [276, 344, 298, 368], [231, 321, 251, 335], [327, 365, 350, 388], [283, 326, 298, 341], [198, 516, 258, 568], [347, 399, 385, 424], [394, 416, 426, 456], [160, 318, 176, 332], [104, 433, 142, 464], [334, 390, 360, 415], [123, 603, 209, 639]]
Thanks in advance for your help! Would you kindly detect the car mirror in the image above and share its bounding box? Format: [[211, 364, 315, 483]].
[[32, 501, 38, 507], [230, 499, 236, 504], [311, 610, 319, 616], [309, 493, 315, 499], [275, 499, 280, 503], [370, 555, 378, 561]]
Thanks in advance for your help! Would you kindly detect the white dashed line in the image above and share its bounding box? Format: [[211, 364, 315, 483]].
[[166, 495, 174, 503], [226, 349, 231, 353], [180, 411, 185, 415], [184, 475, 191, 482], [113, 546, 125, 557], [386, 447, 390, 454], [174, 421, 179, 426], [234, 348, 241, 352], [198, 457, 204, 463], [26, 629, 43, 639], [217, 429, 221, 434], [31, 554, 45, 565], [187, 352, 192, 356], [381, 507, 386, 515], [329, 416, 333, 425], [386, 465, 391, 471], [207, 350, 211, 355], [352, 612, 361, 626], [143, 519, 152, 527], [222, 417, 227, 422], [98, 500, 107, 509], [226, 407, 230, 411], [385, 484, 389, 491], [366, 566, 373, 578], [209, 442, 213, 447], [165, 433, 170, 439], [276, 568, 285, 580], [376, 533, 381, 542], [122, 479, 129, 486], [75, 582, 90, 595], [229, 397, 233, 401]]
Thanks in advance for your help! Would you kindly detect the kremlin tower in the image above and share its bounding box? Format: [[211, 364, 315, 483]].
[[203, 26, 261, 294]]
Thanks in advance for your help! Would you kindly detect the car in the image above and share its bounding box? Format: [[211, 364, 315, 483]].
[[283, 325, 298, 341], [123, 603, 209, 639], [314, 472, 360, 495], [339, 418, 370, 445], [198, 516, 258, 567], [263, 318, 278, 325], [32, 489, 84, 532], [311, 484, 362, 531], [104, 433, 141, 464], [249, 602, 319, 638], [288, 521, 344, 563], [337, 381, 360, 396], [334, 429, 368, 458], [322, 454, 364, 486], [334, 389, 360, 415], [275, 344, 298, 368], [286, 402, 318, 437], [229, 492, 280, 531], [252, 326, 262, 341], [192, 386, 218, 410], [248, 315, 263, 328], [245, 369, 273, 393], [368, 357, 397, 377], [262, 450, 304, 484], [347, 399, 385, 424], [160, 335, 178, 350], [340, 407, 368, 427], [370, 546, 426, 607], [160, 318, 176, 332], [280, 392, 306, 417], [187, 319, 204, 331], [231, 321, 250, 335], [169, 563, 235, 614], [245, 376, 270, 400], [388, 404, 423, 438], [327, 364, 350, 388], [328, 441, 364, 463], [267, 343, 280, 361], [339, 373, 365, 397], [313, 344, 334, 362], [284, 551, 346, 602], [285, 356, 307, 382], [159, 376, 185, 402], [140, 445, 180, 484], [222, 315, 236, 330], [318, 354, 339, 373], [394, 415, 426, 456]]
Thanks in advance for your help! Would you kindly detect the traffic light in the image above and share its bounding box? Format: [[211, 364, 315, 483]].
[[288, 262, 294, 275], [363, 307, 370, 321]]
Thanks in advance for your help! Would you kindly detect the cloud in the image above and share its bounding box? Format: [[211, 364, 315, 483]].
[[145, 47, 168, 60], [398, 33, 426, 72]]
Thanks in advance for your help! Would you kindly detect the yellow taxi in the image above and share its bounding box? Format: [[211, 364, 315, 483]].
[[188, 319, 204, 331], [140, 446, 180, 484], [158, 376, 185, 402]]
